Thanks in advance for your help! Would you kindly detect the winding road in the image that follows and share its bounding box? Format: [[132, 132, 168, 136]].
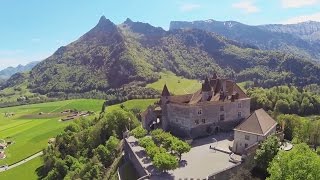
[[0, 151, 43, 172]]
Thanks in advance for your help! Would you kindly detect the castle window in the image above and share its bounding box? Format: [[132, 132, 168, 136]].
[[245, 135, 250, 140], [198, 109, 202, 115], [202, 119, 206, 124], [238, 103, 242, 108], [245, 143, 248, 148], [195, 120, 199, 125], [220, 106, 224, 111], [238, 112, 242, 118], [219, 114, 225, 121], [176, 118, 178, 123]]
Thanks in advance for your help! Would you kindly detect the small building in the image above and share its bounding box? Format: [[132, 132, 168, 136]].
[[232, 109, 277, 154], [0, 143, 6, 150], [0, 151, 5, 159]]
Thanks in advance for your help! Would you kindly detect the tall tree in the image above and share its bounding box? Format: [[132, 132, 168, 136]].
[[267, 143, 320, 180], [254, 135, 280, 171]]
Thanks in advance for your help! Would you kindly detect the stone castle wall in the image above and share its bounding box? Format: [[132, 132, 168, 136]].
[[163, 98, 251, 138]]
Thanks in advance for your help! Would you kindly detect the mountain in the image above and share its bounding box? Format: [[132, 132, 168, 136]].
[[4, 16, 320, 97], [0, 61, 39, 79], [259, 21, 320, 41], [170, 20, 320, 60]]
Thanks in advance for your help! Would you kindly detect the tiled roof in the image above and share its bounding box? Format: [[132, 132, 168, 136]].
[[234, 109, 277, 135]]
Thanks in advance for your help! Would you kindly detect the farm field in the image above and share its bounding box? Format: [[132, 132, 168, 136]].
[[0, 98, 156, 179], [0, 157, 42, 180], [0, 99, 104, 166], [147, 71, 201, 95]]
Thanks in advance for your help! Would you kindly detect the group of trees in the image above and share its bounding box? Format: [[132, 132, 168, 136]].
[[131, 127, 191, 172], [267, 143, 320, 180], [247, 86, 320, 116], [40, 109, 139, 179], [254, 135, 320, 180], [277, 114, 320, 147]]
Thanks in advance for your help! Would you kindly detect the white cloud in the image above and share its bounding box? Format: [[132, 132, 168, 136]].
[[283, 12, 320, 24], [281, 0, 319, 8], [232, 0, 259, 13], [179, 3, 201, 12]]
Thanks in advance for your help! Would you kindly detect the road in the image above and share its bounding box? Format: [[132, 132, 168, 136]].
[[0, 151, 43, 172]]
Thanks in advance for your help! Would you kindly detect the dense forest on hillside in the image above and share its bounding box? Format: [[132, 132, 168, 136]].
[[39, 109, 139, 179], [247, 86, 320, 115], [2, 17, 320, 101]]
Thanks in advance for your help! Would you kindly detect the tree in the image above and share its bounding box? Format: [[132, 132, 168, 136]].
[[131, 126, 147, 139], [274, 100, 290, 114], [267, 143, 320, 180], [138, 137, 155, 148], [145, 145, 166, 159], [171, 138, 191, 160], [152, 152, 178, 172], [254, 135, 280, 171]]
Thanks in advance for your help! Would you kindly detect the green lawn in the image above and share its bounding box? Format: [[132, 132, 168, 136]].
[[147, 72, 201, 95], [107, 99, 157, 112], [0, 99, 104, 166], [0, 157, 42, 180]]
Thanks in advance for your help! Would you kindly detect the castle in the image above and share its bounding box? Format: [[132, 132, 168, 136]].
[[142, 74, 251, 139]]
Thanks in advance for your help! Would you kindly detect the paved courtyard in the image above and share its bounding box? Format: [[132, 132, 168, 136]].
[[152, 132, 240, 180]]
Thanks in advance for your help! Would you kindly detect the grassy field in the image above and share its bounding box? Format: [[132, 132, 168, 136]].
[[0, 99, 104, 166], [147, 72, 201, 95], [0, 157, 42, 180], [107, 99, 157, 112], [0, 98, 156, 179]]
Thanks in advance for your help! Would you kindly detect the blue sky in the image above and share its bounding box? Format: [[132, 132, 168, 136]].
[[1, 0, 320, 69]]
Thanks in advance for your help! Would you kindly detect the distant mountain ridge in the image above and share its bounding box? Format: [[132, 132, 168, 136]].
[[4, 16, 320, 97], [260, 21, 320, 41], [170, 20, 320, 60], [0, 61, 39, 79]]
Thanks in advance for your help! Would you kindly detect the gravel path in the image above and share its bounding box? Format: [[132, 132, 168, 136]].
[[0, 151, 43, 172]]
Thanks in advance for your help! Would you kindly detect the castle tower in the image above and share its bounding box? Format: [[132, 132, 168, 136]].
[[201, 77, 212, 101], [161, 84, 170, 105], [161, 84, 170, 131]]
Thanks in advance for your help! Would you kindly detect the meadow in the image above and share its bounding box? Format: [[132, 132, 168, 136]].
[[0, 98, 156, 179], [0, 99, 104, 166], [147, 71, 201, 95]]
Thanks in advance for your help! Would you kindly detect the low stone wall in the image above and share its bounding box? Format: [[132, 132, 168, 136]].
[[124, 138, 149, 178]]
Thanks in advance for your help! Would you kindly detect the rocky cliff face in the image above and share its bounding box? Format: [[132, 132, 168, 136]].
[[259, 21, 320, 41], [170, 20, 320, 60]]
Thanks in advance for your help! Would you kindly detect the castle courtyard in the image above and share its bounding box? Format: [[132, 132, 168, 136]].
[[161, 133, 239, 179], [126, 132, 241, 180]]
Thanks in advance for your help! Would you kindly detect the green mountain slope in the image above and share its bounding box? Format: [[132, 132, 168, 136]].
[[3, 16, 320, 98]]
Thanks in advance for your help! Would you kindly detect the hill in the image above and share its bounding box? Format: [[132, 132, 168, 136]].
[[3, 16, 320, 102], [0, 61, 39, 80], [170, 20, 320, 60]]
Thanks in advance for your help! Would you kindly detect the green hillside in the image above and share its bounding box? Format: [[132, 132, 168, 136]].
[[147, 71, 201, 95], [3, 16, 320, 105]]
